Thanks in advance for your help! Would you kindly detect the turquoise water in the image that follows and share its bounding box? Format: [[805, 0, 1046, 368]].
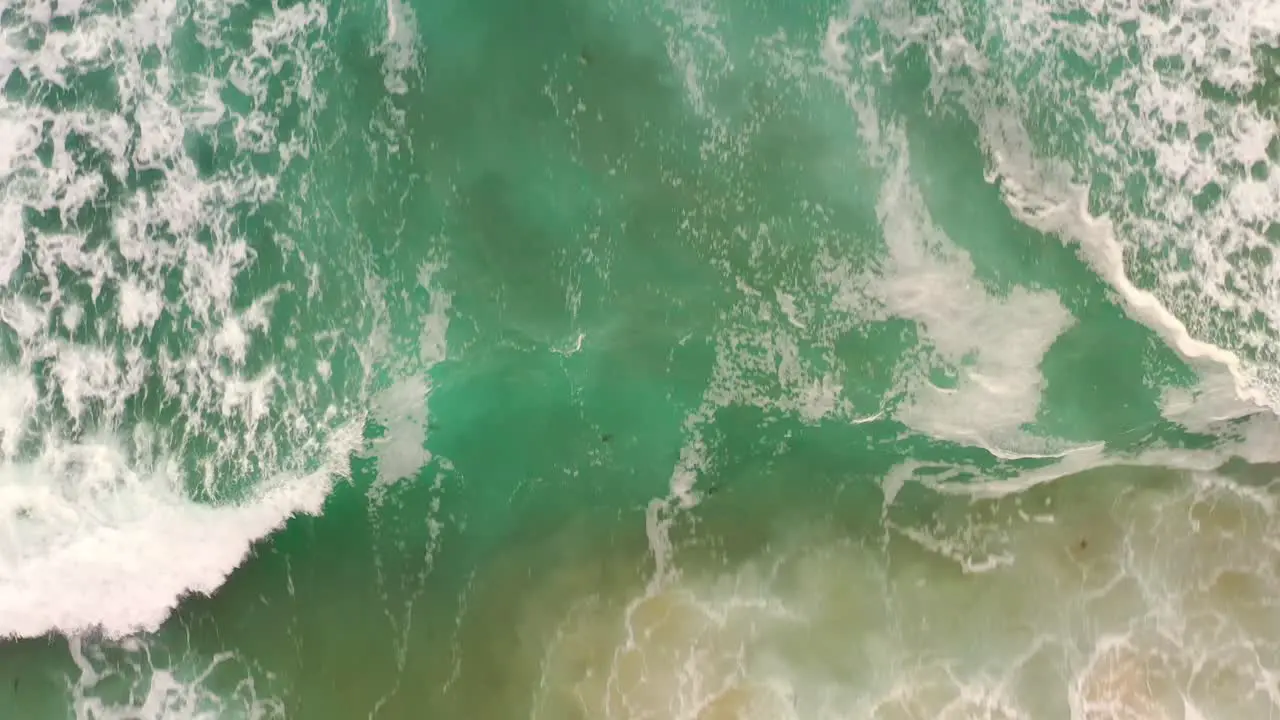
[[2, 0, 1280, 716]]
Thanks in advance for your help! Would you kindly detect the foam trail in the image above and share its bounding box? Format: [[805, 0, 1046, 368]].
[[873, 132, 1079, 458], [381, 0, 419, 94], [367, 260, 452, 495], [67, 634, 286, 719]]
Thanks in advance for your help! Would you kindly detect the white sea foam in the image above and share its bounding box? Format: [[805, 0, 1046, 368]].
[[369, 377, 433, 494], [970, 120, 1277, 422], [0, 0, 384, 638], [366, 261, 451, 493], [381, 0, 419, 95], [872, 127, 1078, 458], [417, 260, 452, 368], [829, 0, 1280, 418], [0, 425, 360, 639]]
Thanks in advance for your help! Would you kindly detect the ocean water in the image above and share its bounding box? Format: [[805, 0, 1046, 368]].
[[2, 0, 1280, 716]]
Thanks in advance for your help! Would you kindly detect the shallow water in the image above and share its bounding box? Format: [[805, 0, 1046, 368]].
[[2, 0, 1280, 716], [11, 456, 1280, 718]]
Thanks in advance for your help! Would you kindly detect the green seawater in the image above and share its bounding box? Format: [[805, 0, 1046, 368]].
[[2, 0, 1280, 716]]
